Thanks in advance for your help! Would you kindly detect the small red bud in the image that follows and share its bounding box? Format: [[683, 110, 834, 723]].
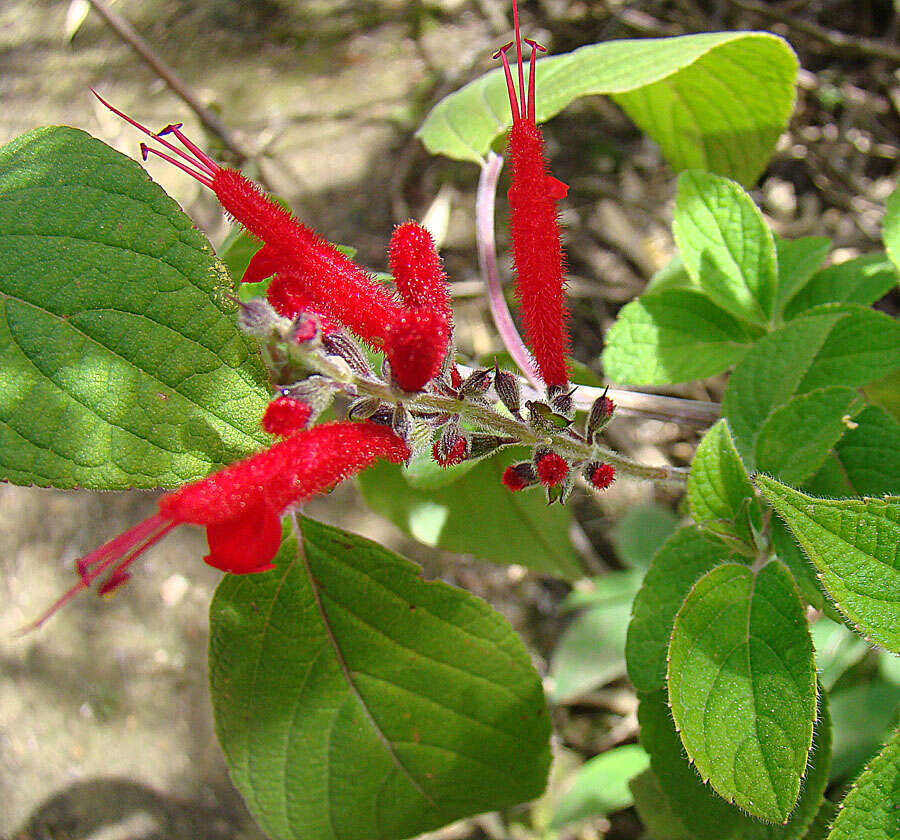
[[586, 462, 616, 491], [432, 436, 468, 467], [502, 462, 537, 491], [535, 451, 569, 487], [262, 397, 312, 437]]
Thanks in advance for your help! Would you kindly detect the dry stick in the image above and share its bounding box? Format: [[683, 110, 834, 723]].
[[86, 0, 252, 166], [730, 0, 900, 64], [474, 151, 719, 428]]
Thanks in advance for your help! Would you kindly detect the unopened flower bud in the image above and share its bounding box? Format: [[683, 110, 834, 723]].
[[550, 385, 577, 417], [501, 462, 537, 491], [281, 375, 338, 420], [468, 434, 517, 459], [459, 368, 492, 398], [323, 331, 373, 378], [587, 388, 615, 441], [347, 397, 382, 421], [450, 366, 463, 390], [585, 462, 616, 491], [432, 436, 468, 467], [290, 312, 320, 345], [239, 298, 287, 338], [527, 400, 572, 431], [392, 403, 412, 442], [493, 363, 521, 414], [262, 396, 312, 436]]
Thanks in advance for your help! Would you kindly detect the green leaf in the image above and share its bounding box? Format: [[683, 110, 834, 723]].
[[667, 561, 817, 822], [549, 572, 641, 702], [774, 235, 832, 316], [771, 518, 828, 612], [559, 569, 643, 613], [883, 183, 900, 275], [802, 800, 838, 840], [416, 32, 796, 184], [626, 526, 743, 694], [688, 418, 760, 549], [673, 171, 778, 326], [629, 769, 696, 840], [783, 254, 898, 321], [722, 305, 900, 470], [549, 744, 650, 828], [864, 368, 900, 423], [209, 516, 551, 840], [830, 681, 900, 782], [357, 449, 582, 580], [611, 502, 679, 570], [0, 127, 270, 490], [755, 476, 900, 653], [753, 387, 862, 484], [828, 726, 900, 840], [637, 687, 832, 840], [602, 288, 757, 385], [804, 406, 900, 498]]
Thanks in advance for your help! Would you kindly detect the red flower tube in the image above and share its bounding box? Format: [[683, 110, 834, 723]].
[[21, 422, 409, 632], [494, 1, 571, 389]]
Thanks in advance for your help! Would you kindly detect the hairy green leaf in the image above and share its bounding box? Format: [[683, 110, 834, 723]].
[[828, 726, 900, 840], [602, 288, 757, 385], [688, 418, 760, 549], [883, 183, 900, 275], [357, 449, 582, 579], [667, 562, 817, 822], [638, 687, 831, 840], [805, 406, 900, 498], [626, 526, 743, 694], [723, 305, 900, 470], [784, 254, 898, 321], [753, 387, 862, 485], [755, 476, 900, 652], [774, 235, 832, 316], [673, 171, 778, 325], [0, 127, 270, 490], [417, 33, 796, 184], [209, 516, 551, 840]]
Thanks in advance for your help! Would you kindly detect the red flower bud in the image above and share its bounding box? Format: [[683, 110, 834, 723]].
[[535, 451, 568, 487], [586, 462, 616, 491], [502, 461, 537, 491], [432, 436, 468, 467], [262, 396, 312, 437]]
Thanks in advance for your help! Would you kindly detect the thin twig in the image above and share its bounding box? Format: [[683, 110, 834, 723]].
[[476, 151, 543, 390], [86, 0, 253, 164], [730, 0, 900, 63]]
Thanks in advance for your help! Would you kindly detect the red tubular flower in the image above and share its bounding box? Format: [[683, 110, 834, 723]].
[[494, 2, 571, 389], [385, 308, 450, 392], [22, 422, 409, 632], [389, 222, 452, 322], [535, 451, 568, 486]]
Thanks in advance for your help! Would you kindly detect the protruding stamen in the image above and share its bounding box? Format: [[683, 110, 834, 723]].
[[524, 38, 547, 123], [157, 124, 220, 176], [16, 513, 176, 634], [141, 145, 215, 188], [492, 42, 521, 122], [511, 1, 526, 123], [92, 89, 219, 182]]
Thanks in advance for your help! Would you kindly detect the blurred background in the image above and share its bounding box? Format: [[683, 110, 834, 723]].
[[2, 1, 899, 838]]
